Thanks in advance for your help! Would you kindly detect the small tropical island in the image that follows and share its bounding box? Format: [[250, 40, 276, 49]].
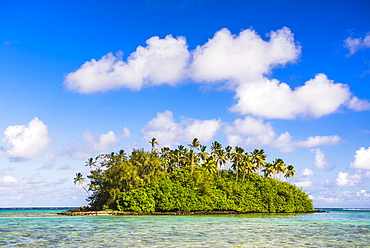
[[64, 138, 314, 215]]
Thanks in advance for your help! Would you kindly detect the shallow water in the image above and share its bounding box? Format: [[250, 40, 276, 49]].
[[0, 209, 369, 247]]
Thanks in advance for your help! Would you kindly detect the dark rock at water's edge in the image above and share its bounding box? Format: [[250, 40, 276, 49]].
[[65, 205, 90, 212], [58, 209, 323, 216], [314, 209, 328, 213]]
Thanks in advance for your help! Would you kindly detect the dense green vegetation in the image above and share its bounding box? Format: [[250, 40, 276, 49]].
[[74, 138, 314, 213]]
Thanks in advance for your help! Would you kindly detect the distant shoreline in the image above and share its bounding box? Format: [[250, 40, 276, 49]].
[[0, 207, 79, 210]]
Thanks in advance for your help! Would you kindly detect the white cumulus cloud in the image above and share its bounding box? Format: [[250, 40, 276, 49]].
[[302, 168, 314, 177], [231, 73, 359, 119], [191, 27, 300, 83], [347, 97, 370, 111], [335, 171, 362, 186], [0, 175, 18, 184], [296, 135, 340, 148], [82, 130, 120, 154], [344, 33, 370, 56], [225, 116, 276, 147], [70, 130, 121, 160], [295, 180, 312, 188], [64, 35, 190, 93], [142, 110, 221, 147], [65, 27, 370, 119], [310, 148, 333, 171], [122, 127, 131, 139], [225, 116, 340, 152], [357, 189, 370, 199], [351, 147, 370, 169], [1, 117, 50, 160], [294, 168, 314, 188]]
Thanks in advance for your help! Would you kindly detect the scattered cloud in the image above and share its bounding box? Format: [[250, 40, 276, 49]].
[[302, 168, 314, 177], [231, 73, 362, 119], [1, 117, 51, 161], [79, 130, 120, 158], [310, 148, 334, 171], [64, 35, 190, 93], [49, 178, 69, 186], [142, 110, 221, 147], [225, 116, 276, 148], [360, 69, 370, 78], [296, 135, 340, 148], [347, 97, 370, 111], [0, 178, 86, 207], [65, 28, 370, 120], [323, 170, 370, 188], [83, 130, 120, 152], [320, 179, 335, 187], [64, 129, 124, 160], [357, 189, 370, 199], [335, 171, 362, 186], [122, 127, 131, 139], [225, 116, 340, 152], [351, 147, 370, 169], [26, 174, 46, 185], [312, 195, 343, 205], [39, 154, 57, 170], [311, 189, 370, 207], [190, 28, 360, 118], [0, 175, 18, 187], [191, 27, 300, 83], [294, 168, 314, 188], [295, 180, 312, 188], [344, 33, 370, 56]]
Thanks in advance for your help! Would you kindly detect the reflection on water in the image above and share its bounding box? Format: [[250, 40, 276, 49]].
[[0, 209, 369, 247]]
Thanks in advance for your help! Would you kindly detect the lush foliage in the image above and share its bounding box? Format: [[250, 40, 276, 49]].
[[116, 167, 313, 213], [74, 138, 313, 212]]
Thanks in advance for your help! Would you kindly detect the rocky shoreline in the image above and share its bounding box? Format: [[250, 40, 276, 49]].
[[58, 210, 253, 216], [57, 206, 325, 216]]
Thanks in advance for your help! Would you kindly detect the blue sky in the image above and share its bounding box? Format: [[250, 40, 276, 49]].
[[0, 0, 369, 208]]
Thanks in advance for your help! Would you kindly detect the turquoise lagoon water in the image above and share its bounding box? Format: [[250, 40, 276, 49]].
[[0, 209, 369, 247]]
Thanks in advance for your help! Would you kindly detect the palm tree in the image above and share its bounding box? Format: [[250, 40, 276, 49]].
[[210, 141, 222, 155], [176, 145, 188, 167], [85, 157, 95, 168], [225, 145, 233, 168], [272, 158, 286, 180], [171, 149, 182, 169], [188, 138, 200, 173], [117, 149, 127, 162], [262, 162, 274, 178], [210, 141, 226, 173], [74, 172, 90, 196], [160, 146, 171, 172], [215, 149, 227, 174], [232, 146, 244, 181], [284, 165, 296, 180], [203, 157, 218, 174], [199, 145, 209, 164], [251, 149, 266, 176], [149, 137, 159, 152], [242, 153, 256, 182]]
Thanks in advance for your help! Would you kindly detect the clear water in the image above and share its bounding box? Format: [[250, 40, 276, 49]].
[[0, 209, 369, 247]]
